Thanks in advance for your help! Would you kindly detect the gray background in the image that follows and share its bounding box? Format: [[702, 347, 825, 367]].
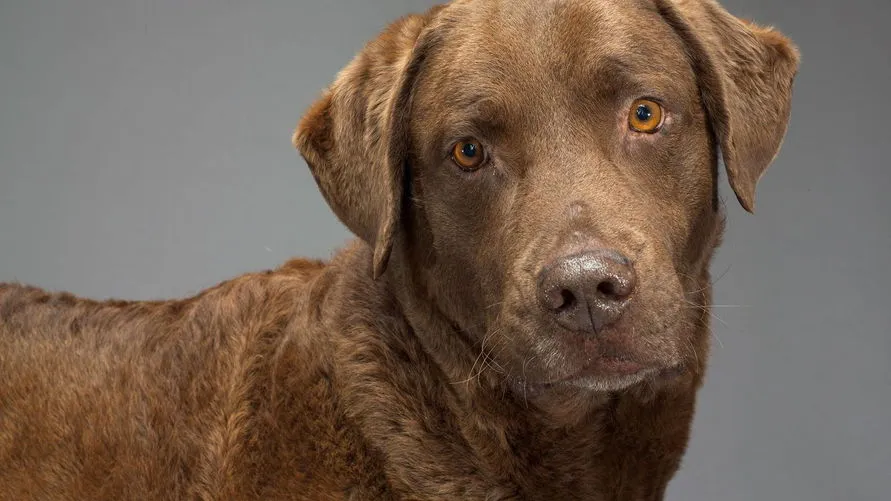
[[1, 0, 888, 499]]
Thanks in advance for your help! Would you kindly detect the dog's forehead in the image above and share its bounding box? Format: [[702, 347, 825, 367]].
[[439, 0, 677, 56], [426, 0, 693, 101], [414, 0, 696, 136]]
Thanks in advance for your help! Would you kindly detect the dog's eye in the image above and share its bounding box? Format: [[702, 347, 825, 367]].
[[628, 99, 664, 133], [452, 139, 486, 171]]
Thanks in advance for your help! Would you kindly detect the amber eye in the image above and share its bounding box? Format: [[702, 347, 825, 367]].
[[452, 139, 486, 171], [628, 99, 664, 133]]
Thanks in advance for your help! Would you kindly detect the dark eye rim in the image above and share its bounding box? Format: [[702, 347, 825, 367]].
[[450, 138, 488, 171], [628, 97, 666, 134]]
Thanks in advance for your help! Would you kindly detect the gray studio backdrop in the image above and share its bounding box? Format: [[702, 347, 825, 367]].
[[1, 1, 888, 500]]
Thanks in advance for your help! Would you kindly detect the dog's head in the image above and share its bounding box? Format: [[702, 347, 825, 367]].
[[295, 0, 797, 395]]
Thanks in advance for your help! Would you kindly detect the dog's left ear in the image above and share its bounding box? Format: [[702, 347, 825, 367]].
[[294, 7, 444, 278], [655, 0, 800, 212]]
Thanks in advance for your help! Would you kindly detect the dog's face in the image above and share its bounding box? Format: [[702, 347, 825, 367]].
[[296, 0, 797, 394], [406, 1, 723, 392]]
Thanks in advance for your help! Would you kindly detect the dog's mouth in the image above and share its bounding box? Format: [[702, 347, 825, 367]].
[[543, 343, 656, 388], [510, 317, 687, 392]]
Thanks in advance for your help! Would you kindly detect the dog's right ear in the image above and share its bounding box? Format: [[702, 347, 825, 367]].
[[294, 8, 443, 279]]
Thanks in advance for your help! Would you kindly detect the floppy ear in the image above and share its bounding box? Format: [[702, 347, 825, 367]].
[[654, 0, 799, 212], [293, 8, 442, 278]]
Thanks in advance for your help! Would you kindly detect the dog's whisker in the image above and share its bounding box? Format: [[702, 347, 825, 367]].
[[705, 310, 730, 329], [521, 353, 536, 409], [685, 337, 700, 366], [457, 326, 508, 387], [710, 264, 733, 287], [711, 328, 726, 350]]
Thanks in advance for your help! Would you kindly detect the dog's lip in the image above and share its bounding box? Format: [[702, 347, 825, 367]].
[[546, 333, 664, 384], [557, 356, 651, 383]]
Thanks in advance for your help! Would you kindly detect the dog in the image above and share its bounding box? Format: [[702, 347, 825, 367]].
[[0, 0, 798, 499]]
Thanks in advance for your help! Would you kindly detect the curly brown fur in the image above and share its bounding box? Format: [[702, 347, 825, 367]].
[[1, 1, 797, 499]]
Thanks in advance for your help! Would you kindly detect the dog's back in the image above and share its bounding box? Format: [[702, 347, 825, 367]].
[[0, 259, 328, 500]]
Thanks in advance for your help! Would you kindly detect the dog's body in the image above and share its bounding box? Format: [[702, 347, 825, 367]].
[[1, 248, 692, 500], [0, 0, 798, 499]]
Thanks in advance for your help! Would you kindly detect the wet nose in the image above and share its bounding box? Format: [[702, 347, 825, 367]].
[[537, 249, 637, 335]]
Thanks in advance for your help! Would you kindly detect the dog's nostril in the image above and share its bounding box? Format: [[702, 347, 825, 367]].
[[557, 289, 577, 312], [597, 280, 617, 298]]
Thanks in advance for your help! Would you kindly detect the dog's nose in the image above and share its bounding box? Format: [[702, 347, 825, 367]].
[[537, 249, 637, 335]]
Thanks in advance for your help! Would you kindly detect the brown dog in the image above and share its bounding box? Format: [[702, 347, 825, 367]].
[[0, 0, 798, 499]]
